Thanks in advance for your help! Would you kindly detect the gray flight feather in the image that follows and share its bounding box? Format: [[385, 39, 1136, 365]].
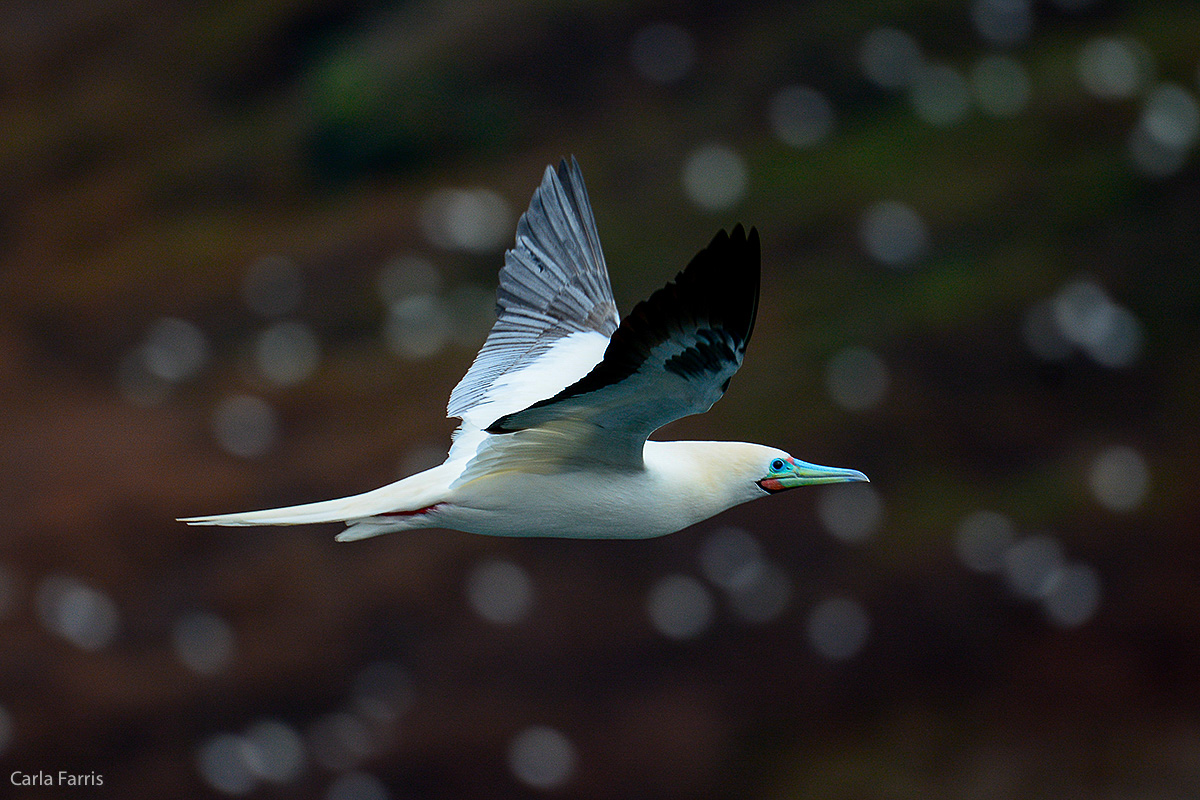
[[447, 157, 619, 421]]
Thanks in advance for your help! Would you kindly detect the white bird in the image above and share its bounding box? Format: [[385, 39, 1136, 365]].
[[181, 158, 867, 541]]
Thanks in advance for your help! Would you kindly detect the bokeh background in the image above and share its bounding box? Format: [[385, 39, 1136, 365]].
[[2, 1, 1199, 798]]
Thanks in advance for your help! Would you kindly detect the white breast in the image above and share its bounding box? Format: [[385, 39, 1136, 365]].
[[439, 441, 753, 539]]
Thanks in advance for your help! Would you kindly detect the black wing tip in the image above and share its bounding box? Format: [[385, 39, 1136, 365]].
[[730, 224, 760, 341], [681, 222, 761, 346], [741, 224, 760, 251], [698, 223, 758, 260], [711, 222, 758, 251]]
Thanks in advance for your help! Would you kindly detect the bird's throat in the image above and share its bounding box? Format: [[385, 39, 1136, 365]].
[[756, 478, 787, 493]]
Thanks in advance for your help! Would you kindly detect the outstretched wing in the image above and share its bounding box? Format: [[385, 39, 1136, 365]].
[[448, 157, 619, 431], [484, 224, 760, 467]]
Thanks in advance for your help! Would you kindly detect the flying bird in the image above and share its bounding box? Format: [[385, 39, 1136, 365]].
[[181, 158, 867, 540]]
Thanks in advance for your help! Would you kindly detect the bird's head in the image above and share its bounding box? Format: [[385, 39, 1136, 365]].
[[674, 442, 868, 506], [753, 448, 869, 494]]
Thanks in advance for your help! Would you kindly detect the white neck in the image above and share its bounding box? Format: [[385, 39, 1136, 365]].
[[642, 439, 777, 527]]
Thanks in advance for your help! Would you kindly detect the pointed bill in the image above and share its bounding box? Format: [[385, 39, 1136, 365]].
[[758, 459, 869, 493]]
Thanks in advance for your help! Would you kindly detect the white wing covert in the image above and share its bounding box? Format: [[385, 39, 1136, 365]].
[[448, 158, 619, 431]]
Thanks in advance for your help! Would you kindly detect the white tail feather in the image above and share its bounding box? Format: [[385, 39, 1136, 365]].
[[179, 461, 456, 528], [335, 521, 408, 542]]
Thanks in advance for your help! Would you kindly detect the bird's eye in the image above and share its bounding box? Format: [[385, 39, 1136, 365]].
[[771, 459, 786, 472]]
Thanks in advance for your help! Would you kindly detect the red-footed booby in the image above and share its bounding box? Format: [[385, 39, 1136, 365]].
[[181, 158, 867, 540]]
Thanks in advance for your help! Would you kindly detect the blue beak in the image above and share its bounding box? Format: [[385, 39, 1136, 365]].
[[759, 459, 869, 493]]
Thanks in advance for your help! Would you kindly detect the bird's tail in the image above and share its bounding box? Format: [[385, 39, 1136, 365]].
[[178, 461, 456, 540]]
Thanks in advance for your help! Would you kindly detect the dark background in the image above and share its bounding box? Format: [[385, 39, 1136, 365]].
[[1, 1, 1198, 798]]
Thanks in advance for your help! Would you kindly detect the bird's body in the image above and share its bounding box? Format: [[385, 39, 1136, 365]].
[[182, 159, 866, 540], [430, 440, 786, 539]]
